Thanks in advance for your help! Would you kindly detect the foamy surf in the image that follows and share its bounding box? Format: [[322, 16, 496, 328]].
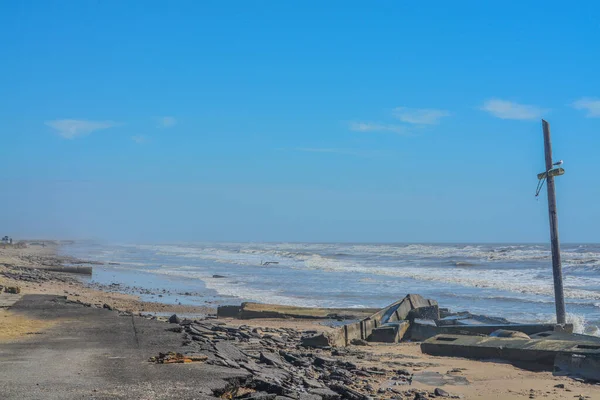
[[60, 241, 600, 335]]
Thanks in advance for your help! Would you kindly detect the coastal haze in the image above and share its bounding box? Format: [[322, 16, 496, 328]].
[[62, 241, 600, 335]]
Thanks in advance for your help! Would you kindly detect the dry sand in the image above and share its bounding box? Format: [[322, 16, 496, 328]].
[[0, 309, 60, 341], [1, 242, 599, 399]]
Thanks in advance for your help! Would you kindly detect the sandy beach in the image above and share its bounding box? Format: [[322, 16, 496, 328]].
[[0, 242, 215, 315], [1, 242, 599, 399]]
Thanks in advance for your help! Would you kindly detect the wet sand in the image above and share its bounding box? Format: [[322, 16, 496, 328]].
[[0, 242, 214, 315]]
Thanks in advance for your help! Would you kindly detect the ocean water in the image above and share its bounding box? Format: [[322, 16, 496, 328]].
[[61, 242, 600, 335]]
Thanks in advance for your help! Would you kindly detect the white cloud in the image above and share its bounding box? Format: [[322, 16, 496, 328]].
[[572, 98, 600, 118], [480, 99, 547, 120], [349, 122, 409, 134], [392, 107, 451, 125], [45, 119, 119, 139], [158, 116, 177, 127], [131, 135, 147, 144]]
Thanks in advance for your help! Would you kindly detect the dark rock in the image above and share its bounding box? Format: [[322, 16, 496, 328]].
[[328, 383, 370, 400], [280, 351, 311, 367], [308, 388, 342, 399], [102, 303, 113, 311], [303, 378, 324, 389], [301, 333, 333, 348], [259, 351, 286, 368], [350, 338, 369, 346], [314, 356, 336, 367], [168, 314, 181, 324], [215, 341, 248, 362], [434, 387, 450, 397], [236, 391, 277, 399], [553, 383, 565, 389], [213, 274, 227, 278], [252, 376, 288, 395]]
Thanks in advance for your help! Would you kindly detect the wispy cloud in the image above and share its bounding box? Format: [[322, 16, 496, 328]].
[[131, 135, 147, 144], [572, 98, 600, 118], [392, 107, 451, 125], [349, 122, 409, 134], [480, 99, 547, 120], [158, 116, 177, 127], [45, 119, 119, 139]]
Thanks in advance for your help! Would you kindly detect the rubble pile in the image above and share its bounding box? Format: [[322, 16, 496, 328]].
[[157, 315, 463, 399]]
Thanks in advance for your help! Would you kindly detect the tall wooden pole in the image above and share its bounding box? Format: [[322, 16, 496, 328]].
[[542, 119, 566, 324]]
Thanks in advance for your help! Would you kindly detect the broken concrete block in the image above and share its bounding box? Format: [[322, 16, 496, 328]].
[[408, 319, 441, 341], [554, 353, 600, 382], [368, 321, 410, 343], [409, 320, 565, 341], [216, 305, 241, 318], [300, 331, 345, 348], [341, 294, 437, 346], [530, 331, 600, 343], [407, 305, 440, 322], [421, 334, 600, 368]]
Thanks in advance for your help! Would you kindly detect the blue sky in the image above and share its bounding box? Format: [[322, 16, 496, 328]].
[[1, 1, 600, 243]]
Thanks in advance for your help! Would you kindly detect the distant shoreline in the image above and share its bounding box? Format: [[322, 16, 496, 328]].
[[0, 241, 214, 316]]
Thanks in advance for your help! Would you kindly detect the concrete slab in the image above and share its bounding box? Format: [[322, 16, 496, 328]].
[[421, 334, 600, 369], [368, 321, 410, 343], [530, 331, 600, 343], [554, 353, 600, 382], [222, 302, 377, 320], [410, 320, 567, 341], [0, 295, 249, 399]]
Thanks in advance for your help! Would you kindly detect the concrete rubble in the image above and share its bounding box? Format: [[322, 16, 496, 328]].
[[217, 293, 600, 384], [161, 313, 463, 399]]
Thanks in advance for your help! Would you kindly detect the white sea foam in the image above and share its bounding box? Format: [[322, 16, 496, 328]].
[[545, 313, 600, 336], [147, 267, 324, 308], [126, 243, 600, 301], [138, 242, 600, 268]]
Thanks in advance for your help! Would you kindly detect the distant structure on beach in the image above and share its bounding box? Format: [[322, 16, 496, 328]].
[[1, 236, 13, 244]]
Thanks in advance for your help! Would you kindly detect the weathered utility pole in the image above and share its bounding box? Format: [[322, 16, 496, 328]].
[[541, 119, 566, 324]]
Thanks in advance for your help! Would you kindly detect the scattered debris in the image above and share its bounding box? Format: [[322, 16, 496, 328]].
[[3, 286, 21, 294], [148, 352, 208, 364]]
